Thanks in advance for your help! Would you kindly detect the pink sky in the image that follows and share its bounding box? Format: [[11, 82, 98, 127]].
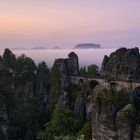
[[0, 0, 140, 49]]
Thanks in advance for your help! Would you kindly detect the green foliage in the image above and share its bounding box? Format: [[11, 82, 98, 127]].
[[87, 64, 98, 76], [2, 48, 16, 72], [79, 66, 86, 75], [55, 135, 76, 140], [38, 61, 49, 71], [77, 120, 92, 140], [8, 97, 47, 140], [15, 54, 36, 83], [77, 135, 85, 140], [107, 89, 129, 109], [0, 49, 51, 140], [37, 108, 80, 140], [1, 48, 17, 83]]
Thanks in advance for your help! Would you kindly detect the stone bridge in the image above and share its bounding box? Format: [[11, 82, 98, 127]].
[[70, 76, 140, 90]]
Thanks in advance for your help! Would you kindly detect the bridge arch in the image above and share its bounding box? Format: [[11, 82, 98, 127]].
[[78, 79, 84, 86], [88, 80, 100, 89], [110, 81, 118, 91]]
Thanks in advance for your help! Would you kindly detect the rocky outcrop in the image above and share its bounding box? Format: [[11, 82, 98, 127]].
[[66, 52, 79, 75], [24, 82, 34, 98], [129, 86, 140, 110], [48, 52, 79, 114], [134, 123, 140, 140], [91, 85, 140, 140], [74, 92, 86, 127], [35, 62, 50, 105], [48, 59, 69, 113], [101, 47, 140, 80], [57, 91, 69, 108], [116, 104, 135, 140], [91, 85, 118, 140]]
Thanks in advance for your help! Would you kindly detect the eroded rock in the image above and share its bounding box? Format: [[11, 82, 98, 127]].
[[101, 47, 140, 80], [91, 85, 118, 140], [116, 104, 136, 140]]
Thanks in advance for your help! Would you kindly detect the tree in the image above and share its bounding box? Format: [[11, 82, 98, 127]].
[[77, 120, 92, 140], [2, 48, 16, 72], [15, 54, 36, 83], [79, 66, 86, 75], [37, 61, 50, 78], [87, 64, 99, 76], [37, 108, 80, 140]]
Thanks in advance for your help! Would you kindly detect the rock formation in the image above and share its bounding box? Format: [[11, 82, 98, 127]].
[[35, 62, 50, 106], [91, 85, 140, 140], [101, 47, 140, 80], [57, 91, 69, 108], [74, 92, 86, 127], [66, 52, 79, 75], [91, 85, 118, 140], [48, 52, 79, 114], [116, 104, 135, 140], [134, 123, 140, 140], [74, 43, 101, 49]]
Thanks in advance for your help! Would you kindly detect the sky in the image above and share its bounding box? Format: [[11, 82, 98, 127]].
[[0, 0, 140, 49]]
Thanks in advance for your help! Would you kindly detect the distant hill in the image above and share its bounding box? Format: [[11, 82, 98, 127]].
[[12, 47, 28, 50], [74, 43, 101, 49], [51, 47, 61, 49], [32, 47, 47, 50]]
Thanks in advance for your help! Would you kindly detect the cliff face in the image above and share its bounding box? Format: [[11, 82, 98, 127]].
[[66, 52, 79, 75], [91, 85, 118, 140], [48, 52, 79, 114], [101, 47, 140, 80], [91, 85, 140, 140]]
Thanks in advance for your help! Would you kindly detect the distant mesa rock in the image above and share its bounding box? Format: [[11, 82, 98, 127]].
[[101, 47, 140, 80], [74, 43, 101, 49], [51, 46, 61, 49]]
